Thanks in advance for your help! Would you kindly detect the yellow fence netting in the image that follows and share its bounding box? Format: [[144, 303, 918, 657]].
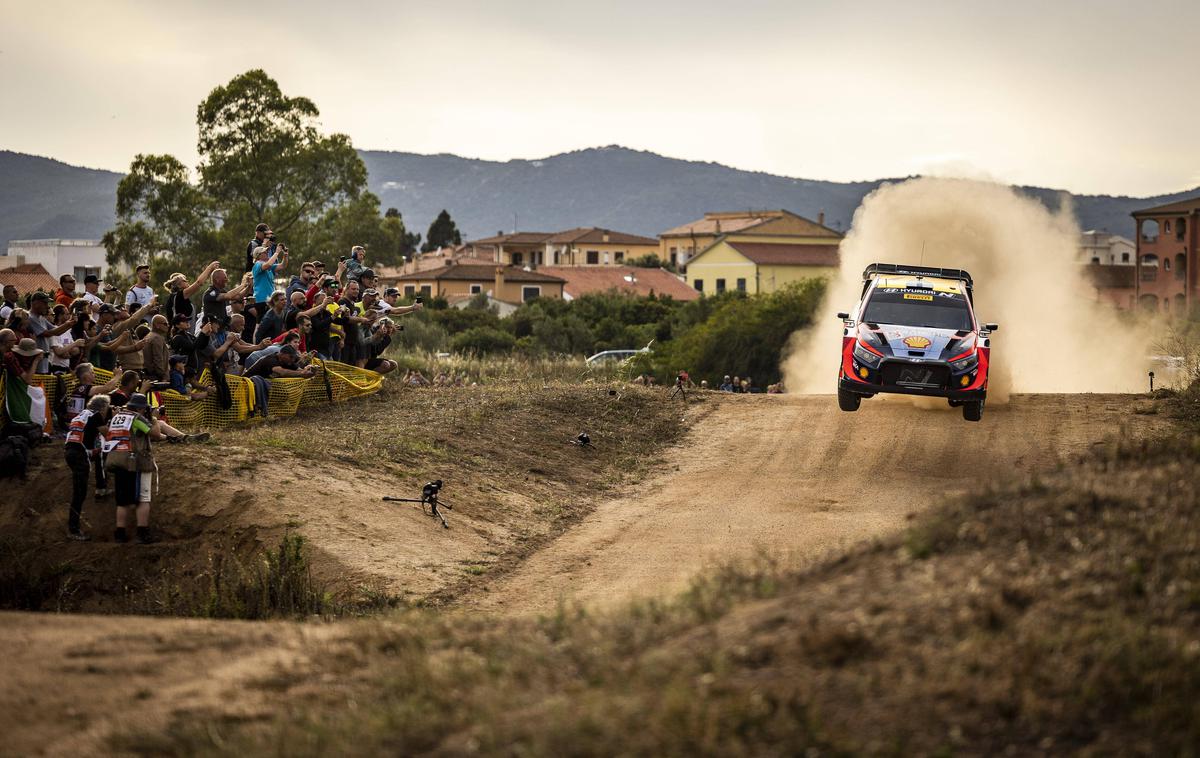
[[1, 359, 383, 431]]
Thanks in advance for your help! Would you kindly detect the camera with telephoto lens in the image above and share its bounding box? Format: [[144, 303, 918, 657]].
[[422, 480, 442, 501]]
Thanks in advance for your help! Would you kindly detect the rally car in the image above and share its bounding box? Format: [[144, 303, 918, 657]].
[[836, 263, 998, 422]]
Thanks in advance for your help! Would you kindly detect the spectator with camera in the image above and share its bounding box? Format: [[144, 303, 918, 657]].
[[64, 393, 112, 541], [245, 222, 270, 273], [163, 261, 220, 329], [102, 393, 164, 544], [27, 292, 76, 374], [363, 317, 398, 374], [251, 242, 288, 311], [46, 304, 88, 373], [80, 275, 105, 307], [202, 268, 252, 326]]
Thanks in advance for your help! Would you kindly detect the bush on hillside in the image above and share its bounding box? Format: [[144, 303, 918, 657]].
[[452, 327, 517, 355]]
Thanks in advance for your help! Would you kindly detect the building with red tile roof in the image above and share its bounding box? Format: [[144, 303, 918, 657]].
[[540, 265, 699, 301], [0, 263, 59, 297]]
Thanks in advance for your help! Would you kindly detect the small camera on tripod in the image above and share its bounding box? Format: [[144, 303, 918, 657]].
[[422, 480, 442, 501], [383, 479, 453, 528]]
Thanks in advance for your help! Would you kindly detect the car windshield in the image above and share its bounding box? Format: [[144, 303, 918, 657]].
[[863, 287, 972, 331]]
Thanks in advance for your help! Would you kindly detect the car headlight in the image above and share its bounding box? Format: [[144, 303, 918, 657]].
[[853, 342, 883, 367], [950, 351, 978, 372]]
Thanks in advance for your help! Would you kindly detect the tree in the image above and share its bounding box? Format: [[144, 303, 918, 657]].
[[384, 207, 421, 258], [104, 70, 371, 276], [422, 210, 462, 253], [196, 70, 366, 234]]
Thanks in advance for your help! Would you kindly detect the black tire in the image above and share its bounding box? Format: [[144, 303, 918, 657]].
[[962, 399, 984, 422], [838, 388, 861, 412]]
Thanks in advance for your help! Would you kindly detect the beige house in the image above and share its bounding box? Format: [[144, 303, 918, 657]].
[[462, 232, 553, 267], [397, 262, 565, 305], [685, 240, 839, 295], [543, 228, 660, 266], [659, 209, 842, 269], [463, 227, 660, 267]]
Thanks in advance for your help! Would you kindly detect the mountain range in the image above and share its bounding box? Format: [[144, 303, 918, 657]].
[[2, 147, 1195, 253]]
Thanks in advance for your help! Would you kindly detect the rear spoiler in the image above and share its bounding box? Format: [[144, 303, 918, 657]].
[[862, 262, 974, 301]]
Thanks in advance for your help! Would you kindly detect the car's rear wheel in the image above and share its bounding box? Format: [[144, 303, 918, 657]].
[[838, 388, 861, 412], [962, 399, 984, 422]]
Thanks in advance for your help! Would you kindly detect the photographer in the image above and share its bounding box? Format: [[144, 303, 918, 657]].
[[251, 242, 288, 312], [364, 317, 398, 374], [103, 393, 164, 544], [245, 223, 269, 273], [64, 393, 111, 541]]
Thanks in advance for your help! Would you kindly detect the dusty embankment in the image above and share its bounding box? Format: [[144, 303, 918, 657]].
[[467, 392, 1168, 613], [0, 382, 690, 614], [0, 391, 1186, 756]]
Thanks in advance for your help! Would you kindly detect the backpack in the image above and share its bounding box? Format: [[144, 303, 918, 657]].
[[0, 436, 30, 479]]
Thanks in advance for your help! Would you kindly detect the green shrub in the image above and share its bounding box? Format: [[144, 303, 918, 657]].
[[451, 327, 517, 355]]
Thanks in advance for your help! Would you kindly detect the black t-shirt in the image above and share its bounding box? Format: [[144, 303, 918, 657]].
[[308, 308, 332, 354], [337, 298, 359, 346], [170, 331, 198, 372], [202, 286, 225, 320], [283, 306, 300, 331], [110, 390, 130, 407], [368, 333, 391, 359], [244, 354, 284, 378], [245, 239, 259, 273], [167, 289, 193, 323], [80, 412, 106, 448]]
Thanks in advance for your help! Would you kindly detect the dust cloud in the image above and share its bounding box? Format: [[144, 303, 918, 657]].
[[783, 177, 1149, 398]]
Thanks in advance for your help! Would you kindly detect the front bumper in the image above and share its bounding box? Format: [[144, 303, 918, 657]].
[[840, 343, 989, 400]]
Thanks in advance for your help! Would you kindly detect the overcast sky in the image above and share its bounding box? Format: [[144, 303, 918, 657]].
[[2, 0, 1197, 196]]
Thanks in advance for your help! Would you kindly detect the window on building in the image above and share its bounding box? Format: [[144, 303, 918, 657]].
[[1121, 252, 1130, 263], [693, 279, 703, 292], [736, 278, 747, 292], [716, 278, 726, 293], [1165, 257, 1172, 272], [1164, 297, 1171, 312], [470, 283, 482, 295], [614, 252, 624, 263], [1165, 220, 1172, 234], [603, 252, 610, 264], [420, 285, 432, 298], [670, 251, 678, 266], [1141, 254, 1158, 282], [1139, 294, 1159, 312], [521, 286, 541, 302], [1178, 218, 1187, 240], [553, 250, 560, 264], [1091, 257, 1100, 264], [1177, 253, 1187, 280], [1141, 219, 1159, 242], [586, 250, 599, 265], [73, 266, 101, 283], [511, 252, 523, 266], [403, 285, 416, 297]]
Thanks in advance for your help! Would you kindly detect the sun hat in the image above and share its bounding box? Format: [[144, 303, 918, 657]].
[[126, 393, 150, 411], [13, 338, 44, 357]]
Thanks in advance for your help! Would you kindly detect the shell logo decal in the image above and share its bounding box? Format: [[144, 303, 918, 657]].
[[902, 335, 932, 349]]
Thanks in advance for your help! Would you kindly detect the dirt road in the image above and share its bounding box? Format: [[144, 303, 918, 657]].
[[467, 393, 1166, 613], [0, 393, 1167, 755]]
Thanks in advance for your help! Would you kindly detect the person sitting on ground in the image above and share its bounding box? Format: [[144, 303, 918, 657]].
[[168, 354, 212, 400], [719, 375, 735, 392], [731, 375, 743, 393], [404, 368, 431, 387], [181, 364, 213, 400], [103, 393, 164, 544], [64, 393, 111, 541]]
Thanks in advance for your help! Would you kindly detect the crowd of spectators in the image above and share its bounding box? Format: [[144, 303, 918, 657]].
[[1, 223, 422, 542]]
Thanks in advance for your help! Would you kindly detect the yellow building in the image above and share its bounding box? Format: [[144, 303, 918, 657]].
[[462, 232, 553, 267], [543, 228, 660, 266], [659, 209, 842, 268], [397, 261, 565, 305], [684, 240, 839, 295]]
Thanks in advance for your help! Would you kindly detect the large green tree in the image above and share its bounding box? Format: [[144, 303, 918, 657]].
[[422, 209, 462, 253], [104, 70, 383, 281]]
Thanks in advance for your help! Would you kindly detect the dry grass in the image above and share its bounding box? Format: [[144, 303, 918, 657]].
[[115, 404, 1200, 756]]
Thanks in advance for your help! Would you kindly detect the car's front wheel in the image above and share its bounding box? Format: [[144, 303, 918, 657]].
[[838, 388, 861, 412], [962, 398, 984, 422]]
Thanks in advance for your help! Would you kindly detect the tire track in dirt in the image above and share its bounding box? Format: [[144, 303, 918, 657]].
[[465, 393, 1167, 614]]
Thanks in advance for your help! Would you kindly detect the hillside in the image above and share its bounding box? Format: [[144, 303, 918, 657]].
[[2, 147, 1198, 250]]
